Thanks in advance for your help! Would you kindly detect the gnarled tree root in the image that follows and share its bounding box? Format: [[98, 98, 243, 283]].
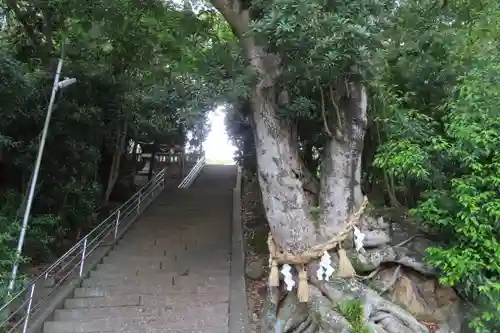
[[348, 246, 438, 276], [262, 278, 429, 333], [261, 245, 436, 333]]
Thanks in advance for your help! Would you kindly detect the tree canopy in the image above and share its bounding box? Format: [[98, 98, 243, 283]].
[[0, 0, 219, 286]]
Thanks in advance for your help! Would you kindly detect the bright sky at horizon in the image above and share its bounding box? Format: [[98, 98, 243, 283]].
[[168, 0, 234, 163], [203, 107, 236, 164]]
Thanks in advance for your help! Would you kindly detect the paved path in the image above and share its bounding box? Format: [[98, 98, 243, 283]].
[[44, 165, 237, 333]]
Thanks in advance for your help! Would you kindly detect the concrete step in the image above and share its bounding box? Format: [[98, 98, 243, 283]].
[[119, 232, 190, 240], [130, 212, 173, 219], [116, 238, 184, 245], [125, 221, 191, 227], [110, 243, 196, 252], [104, 251, 230, 263], [73, 281, 229, 297], [111, 243, 210, 252], [74, 287, 164, 298], [65, 295, 140, 308], [54, 302, 227, 321], [112, 241, 201, 249], [108, 247, 171, 255], [123, 225, 225, 233], [118, 233, 230, 242], [93, 262, 162, 271], [81, 274, 228, 288], [101, 256, 230, 269], [97, 262, 231, 275], [93, 262, 228, 274], [89, 269, 153, 279], [81, 273, 176, 287], [113, 245, 230, 255], [124, 223, 228, 231], [134, 215, 229, 222], [132, 220, 203, 225], [63, 293, 228, 310], [89, 266, 228, 279], [100, 256, 178, 267], [121, 227, 210, 235], [116, 236, 192, 243], [103, 253, 168, 260], [120, 229, 189, 236], [76, 328, 226, 333], [108, 246, 227, 257], [45, 303, 227, 332], [101, 256, 169, 266]]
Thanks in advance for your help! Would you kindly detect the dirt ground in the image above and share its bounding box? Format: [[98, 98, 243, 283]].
[[242, 177, 268, 332]]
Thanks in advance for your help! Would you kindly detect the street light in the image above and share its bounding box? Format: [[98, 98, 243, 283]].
[[58, 77, 76, 89], [7, 58, 77, 293]]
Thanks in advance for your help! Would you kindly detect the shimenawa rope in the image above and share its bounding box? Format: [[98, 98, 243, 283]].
[[267, 196, 368, 302]]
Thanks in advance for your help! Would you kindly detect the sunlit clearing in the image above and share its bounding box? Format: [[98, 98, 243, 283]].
[[203, 107, 236, 165]]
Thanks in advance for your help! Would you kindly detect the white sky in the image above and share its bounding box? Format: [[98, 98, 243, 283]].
[[203, 107, 236, 164], [168, 0, 236, 164]]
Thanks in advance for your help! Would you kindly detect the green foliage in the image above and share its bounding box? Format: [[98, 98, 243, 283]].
[[373, 2, 500, 330], [0, 0, 218, 296], [337, 299, 370, 333], [0, 190, 61, 297], [224, 0, 500, 329], [251, 0, 391, 81], [227, 0, 397, 177]]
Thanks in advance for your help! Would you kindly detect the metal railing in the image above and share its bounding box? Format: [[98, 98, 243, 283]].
[[0, 168, 168, 333], [178, 155, 205, 188], [0, 152, 207, 333]]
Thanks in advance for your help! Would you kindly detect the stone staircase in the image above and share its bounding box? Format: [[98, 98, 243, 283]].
[[43, 165, 237, 333]]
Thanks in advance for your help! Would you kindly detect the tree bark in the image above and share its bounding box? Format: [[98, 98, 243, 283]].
[[319, 81, 367, 239], [251, 87, 317, 252], [211, 0, 368, 252], [103, 116, 128, 204]]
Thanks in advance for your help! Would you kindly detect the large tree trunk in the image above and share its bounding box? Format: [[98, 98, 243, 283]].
[[251, 84, 317, 253], [210, 1, 459, 332], [212, 0, 367, 254], [318, 81, 367, 239]]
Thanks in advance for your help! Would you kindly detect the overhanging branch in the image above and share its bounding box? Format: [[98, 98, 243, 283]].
[[209, 0, 249, 39]]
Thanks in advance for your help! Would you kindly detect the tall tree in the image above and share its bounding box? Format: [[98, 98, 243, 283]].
[[209, 0, 437, 332], [0, 0, 212, 294]]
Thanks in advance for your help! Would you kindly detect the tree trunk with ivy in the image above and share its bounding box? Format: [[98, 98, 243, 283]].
[[211, 1, 459, 332]]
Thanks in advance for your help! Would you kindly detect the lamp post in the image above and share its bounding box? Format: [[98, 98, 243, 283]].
[[7, 57, 77, 293]]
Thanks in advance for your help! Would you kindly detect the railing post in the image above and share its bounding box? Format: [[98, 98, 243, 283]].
[[137, 190, 141, 214], [180, 151, 185, 179], [152, 175, 157, 197], [163, 169, 167, 189], [21, 283, 36, 333], [114, 210, 121, 239], [79, 237, 88, 277]]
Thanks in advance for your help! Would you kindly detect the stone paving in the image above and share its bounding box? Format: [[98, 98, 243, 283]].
[[43, 165, 236, 333]]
